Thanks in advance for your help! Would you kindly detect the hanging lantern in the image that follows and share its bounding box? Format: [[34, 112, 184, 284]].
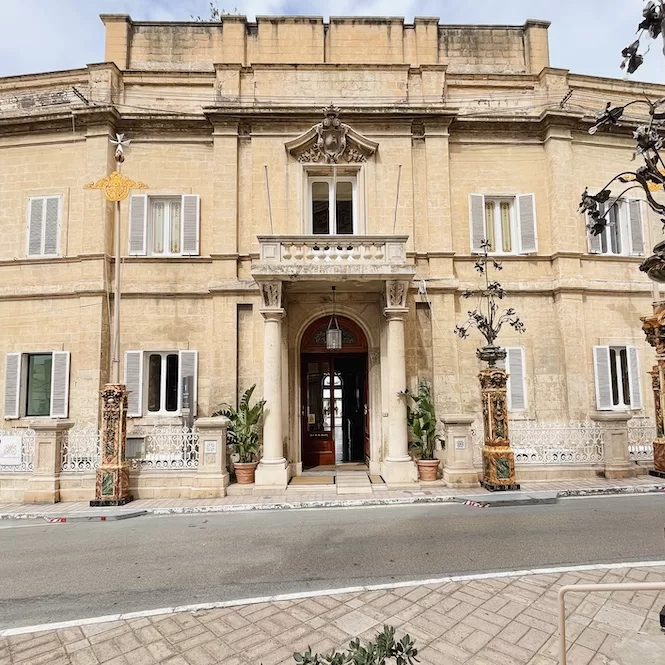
[[326, 287, 343, 350]]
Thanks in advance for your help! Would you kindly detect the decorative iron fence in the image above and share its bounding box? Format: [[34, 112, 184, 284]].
[[627, 418, 656, 462], [128, 425, 199, 470], [469, 420, 605, 466], [61, 426, 102, 472], [0, 428, 36, 472]]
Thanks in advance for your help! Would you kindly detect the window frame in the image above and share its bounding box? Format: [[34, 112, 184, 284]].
[[26, 195, 62, 258], [483, 196, 518, 256], [24, 353, 53, 417], [147, 196, 183, 257], [143, 351, 181, 416], [307, 175, 358, 235], [590, 198, 644, 257], [609, 345, 631, 409]]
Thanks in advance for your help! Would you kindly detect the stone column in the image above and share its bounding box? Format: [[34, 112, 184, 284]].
[[641, 302, 665, 477], [382, 281, 417, 485], [91, 384, 132, 506], [25, 420, 74, 504], [441, 414, 480, 488], [591, 411, 635, 479], [479, 367, 520, 491], [194, 416, 230, 498], [255, 282, 289, 489]]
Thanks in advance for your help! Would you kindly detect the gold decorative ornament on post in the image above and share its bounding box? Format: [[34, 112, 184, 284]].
[[454, 241, 524, 491], [85, 134, 148, 506]]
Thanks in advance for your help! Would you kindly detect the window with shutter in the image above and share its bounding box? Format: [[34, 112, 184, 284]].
[[506, 347, 527, 411], [3, 353, 21, 420], [50, 352, 70, 418], [124, 351, 144, 417], [178, 350, 198, 416], [27, 196, 61, 257], [588, 199, 644, 257]]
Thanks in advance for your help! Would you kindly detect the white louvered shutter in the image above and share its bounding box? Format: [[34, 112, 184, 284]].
[[593, 346, 612, 410], [626, 345, 642, 410], [27, 197, 44, 256], [128, 195, 148, 256], [124, 351, 144, 417], [628, 199, 645, 256], [469, 194, 485, 253], [506, 347, 527, 411], [587, 212, 602, 254], [178, 350, 198, 415], [181, 195, 200, 255], [43, 197, 60, 255], [49, 351, 70, 418], [517, 194, 537, 254], [4, 353, 21, 420]]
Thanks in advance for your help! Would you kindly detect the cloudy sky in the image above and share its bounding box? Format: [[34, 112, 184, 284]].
[[1, 0, 664, 84]]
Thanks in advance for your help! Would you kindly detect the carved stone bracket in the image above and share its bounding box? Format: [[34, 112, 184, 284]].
[[285, 105, 379, 164], [385, 280, 409, 310], [259, 281, 283, 309]]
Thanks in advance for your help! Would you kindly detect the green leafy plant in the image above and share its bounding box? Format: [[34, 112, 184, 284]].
[[212, 384, 265, 463], [293, 625, 418, 665], [399, 379, 442, 461]]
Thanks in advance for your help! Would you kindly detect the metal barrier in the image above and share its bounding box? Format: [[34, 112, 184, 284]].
[[558, 582, 665, 665]]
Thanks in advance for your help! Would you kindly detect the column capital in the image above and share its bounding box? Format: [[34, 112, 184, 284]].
[[383, 307, 408, 321], [260, 308, 286, 321]]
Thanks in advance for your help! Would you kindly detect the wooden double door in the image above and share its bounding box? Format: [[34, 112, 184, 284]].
[[301, 353, 369, 468]]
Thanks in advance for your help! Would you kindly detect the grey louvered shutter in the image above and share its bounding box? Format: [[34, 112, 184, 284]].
[[593, 346, 612, 410], [128, 195, 148, 256], [506, 347, 527, 411], [27, 197, 44, 256], [517, 194, 537, 254], [49, 351, 70, 418], [43, 197, 60, 255], [181, 195, 200, 255], [628, 199, 645, 256], [178, 350, 198, 415], [469, 194, 485, 253], [4, 353, 21, 420], [626, 345, 642, 410], [124, 351, 143, 417]]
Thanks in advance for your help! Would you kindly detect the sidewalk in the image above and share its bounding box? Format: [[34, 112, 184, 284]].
[[2, 562, 664, 665], [0, 476, 663, 520]]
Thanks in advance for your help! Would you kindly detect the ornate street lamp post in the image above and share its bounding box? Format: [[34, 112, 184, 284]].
[[454, 241, 525, 491], [84, 135, 148, 506]]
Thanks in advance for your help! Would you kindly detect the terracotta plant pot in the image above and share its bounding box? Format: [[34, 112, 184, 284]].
[[234, 461, 258, 484], [417, 459, 440, 481]]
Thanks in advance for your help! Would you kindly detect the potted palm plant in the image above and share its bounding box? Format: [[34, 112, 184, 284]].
[[213, 384, 265, 484], [400, 379, 442, 481]]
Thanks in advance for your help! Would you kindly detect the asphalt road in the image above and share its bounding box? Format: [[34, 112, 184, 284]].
[[1, 495, 664, 629]]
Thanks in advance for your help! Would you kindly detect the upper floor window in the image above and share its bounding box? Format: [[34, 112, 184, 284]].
[[308, 170, 357, 235], [588, 199, 644, 256], [3, 351, 70, 419], [593, 345, 642, 411], [129, 195, 200, 257], [469, 193, 537, 255], [26, 196, 61, 257]]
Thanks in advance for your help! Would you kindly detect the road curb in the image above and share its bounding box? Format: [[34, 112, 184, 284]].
[[43, 511, 147, 523], [1, 484, 664, 521]]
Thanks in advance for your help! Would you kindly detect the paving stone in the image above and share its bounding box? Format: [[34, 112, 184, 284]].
[[564, 644, 596, 665]]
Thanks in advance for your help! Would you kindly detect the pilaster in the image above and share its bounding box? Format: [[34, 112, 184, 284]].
[[441, 414, 480, 488]]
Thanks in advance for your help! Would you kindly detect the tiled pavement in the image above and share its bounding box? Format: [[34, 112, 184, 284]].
[[0, 476, 663, 519], [2, 564, 664, 664]]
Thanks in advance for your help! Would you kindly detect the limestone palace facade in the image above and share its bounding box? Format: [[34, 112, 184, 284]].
[[0, 14, 663, 501]]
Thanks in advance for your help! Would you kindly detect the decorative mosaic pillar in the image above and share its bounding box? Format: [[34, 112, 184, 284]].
[[641, 303, 665, 478], [479, 367, 520, 491], [90, 384, 132, 506]]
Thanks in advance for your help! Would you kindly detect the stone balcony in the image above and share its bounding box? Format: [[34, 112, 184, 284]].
[[251, 235, 415, 282]]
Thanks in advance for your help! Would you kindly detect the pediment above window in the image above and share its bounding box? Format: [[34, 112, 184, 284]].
[[285, 105, 378, 164]]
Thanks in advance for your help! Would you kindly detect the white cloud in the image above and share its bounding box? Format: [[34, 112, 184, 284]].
[[1, 0, 663, 85]]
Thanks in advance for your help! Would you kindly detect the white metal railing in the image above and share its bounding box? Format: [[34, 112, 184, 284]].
[[0, 428, 36, 472], [256, 235, 409, 266], [628, 418, 656, 462], [128, 425, 199, 470], [469, 420, 605, 465], [61, 426, 101, 472], [558, 582, 665, 664]]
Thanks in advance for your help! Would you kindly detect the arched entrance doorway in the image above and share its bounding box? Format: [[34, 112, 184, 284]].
[[300, 315, 369, 468]]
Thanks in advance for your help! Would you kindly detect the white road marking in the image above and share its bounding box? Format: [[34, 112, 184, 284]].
[[2, 559, 664, 637]]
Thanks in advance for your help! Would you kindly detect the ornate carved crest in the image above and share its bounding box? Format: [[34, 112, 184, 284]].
[[386, 280, 408, 309], [259, 281, 282, 309], [286, 105, 378, 164]]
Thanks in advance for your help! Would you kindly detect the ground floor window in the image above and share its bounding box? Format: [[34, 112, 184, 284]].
[[25, 353, 52, 416], [593, 345, 642, 411], [146, 352, 179, 414]]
